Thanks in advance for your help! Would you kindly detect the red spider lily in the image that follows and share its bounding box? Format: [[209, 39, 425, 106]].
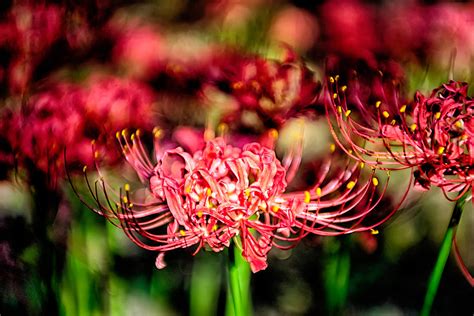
[[207, 52, 322, 127], [328, 78, 473, 199], [77, 127, 402, 272]]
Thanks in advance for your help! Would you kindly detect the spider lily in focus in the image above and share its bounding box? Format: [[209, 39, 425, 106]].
[[327, 77, 474, 287], [75, 125, 401, 273], [328, 78, 473, 199]]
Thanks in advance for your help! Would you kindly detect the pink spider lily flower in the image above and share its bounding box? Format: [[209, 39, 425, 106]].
[[79, 126, 401, 272], [328, 78, 473, 199]]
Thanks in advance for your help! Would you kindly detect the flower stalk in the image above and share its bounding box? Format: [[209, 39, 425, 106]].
[[421, 193, 467, 316], [227, 242, 251, 316]]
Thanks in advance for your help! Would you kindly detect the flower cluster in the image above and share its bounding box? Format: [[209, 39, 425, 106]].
[[81, 128, 397, 272], [328, 78, 473, 199]]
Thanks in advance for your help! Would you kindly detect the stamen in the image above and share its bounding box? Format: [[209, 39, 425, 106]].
[[304, 191, 311, 203], [346, 181, 356, 190], [344, 110, 352, 117], [382, 111, 390, 118], [375, 101, 381, 108], [399, 105, 406, 113], [410, 123, 417, 132], [372, 177, 379, 186], [435, 112, 441, 119], [370, 228, 379, 235], [179, 230, 186, 236], [330, 143, 336, 153], [315, 187, 322, 196], [341, 85, 347, 92], [438, 147, 445, 155]]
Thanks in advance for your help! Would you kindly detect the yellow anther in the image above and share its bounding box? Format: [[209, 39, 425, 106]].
[[461, 134, 468, 140], [329, 76, 334, 83], [244, 189, 250, 197], [360, 162, 365, 169], [455, 120, 463, 128], [94, 151, 99, 159], [333, 93, 338, 100], [197, 211, 203, 218], [271, 205, 280, 213], [315, 187, 322, 196], [335, 75, 340, 81], [435, 112, 441, 119], [375, 101, 381, 108], [438, 146, 445, 155], [136, 129, 141, 136], [344, 110, 352, 117], [91, 139, 96, 145], [232, 81, 244, 89], [123, 196, 128, 204], [131, 133, 135, 141], [212, 225, 218, 231], [206, 188, 212, 196], [121, 129, 128, 137], [400, 105, 406, 113], [153, 127, 163, 139], [341, 85, 347, 92], [179, 230, 186, 237], [337, 106, 342, 114], [346, 181, 356, 190], [268, 128, 279, 139], [372, 177, 379, 186], [370, 228, 379, 235], [116, 131, 120, 139], [82, 165, 87, 173], [304, 191, 311, 204], [330, 143, 336, 153], [348, 149, 353, 154], [185, 186, 191, 194], [217, 123, 228, 136], [124, 183, 130, 191], [382, 111, 390, 118], [129, 203, 134, 208], [410, 123, 417, 132], [391, 119, 396, 125]]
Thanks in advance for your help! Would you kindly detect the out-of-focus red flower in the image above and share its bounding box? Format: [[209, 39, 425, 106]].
[[10, 84, 92, 181], [83, 76, 156, 133], [208, 53, 321, 127], [319, 0, 378, 66], [269, 6, 319, 52]]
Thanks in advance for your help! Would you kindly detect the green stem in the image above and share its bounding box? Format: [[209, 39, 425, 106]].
[[227, 244, 251, 316], [190, 252, 222, 316], [420, 194, 467, 316]]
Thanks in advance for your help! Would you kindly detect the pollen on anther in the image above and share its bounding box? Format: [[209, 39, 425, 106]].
[[341, 85, 347, 92], [269, 128, 279, 139], [179, 230, 186, 236], [410, 123, 417, 132], [382, 111, 390, 118], [124, 183, 130, 191], [437, 146, 445, 155], [304, 191, 311, 203], [315, 187, 322, 196], [372, 177, 379, 186], [344, 110, 352, 117], [435, 112, 441, 119], [271, 205, 280, 213], [370, 228, 379, 235], [346, 181, 356, 190], [333, 93, 338, 100], [329, 76, 334, 83], [197, 211, 203, 218], [212, 225, 218, 231], [375, 101, 381, 108], [330, 143, 336, 153], [82, 165, 87, 173], [206, 188, 212, 196], [400, 105, 406, 113]]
